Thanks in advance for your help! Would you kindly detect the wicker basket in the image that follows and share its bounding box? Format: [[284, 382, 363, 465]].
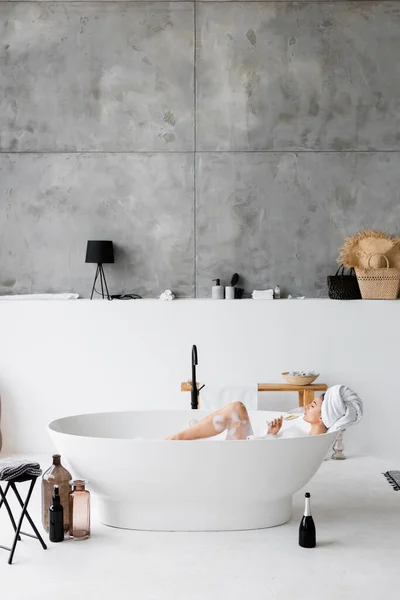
[[355, 253, 400, 299], [281, 373, 319, 386]]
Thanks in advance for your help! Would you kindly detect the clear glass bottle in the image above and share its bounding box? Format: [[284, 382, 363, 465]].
[[69, 479, 90, 540], [42, 454, 72, 532]]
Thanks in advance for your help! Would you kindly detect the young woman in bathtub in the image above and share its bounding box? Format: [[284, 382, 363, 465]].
[[166, 385, 363, 441]]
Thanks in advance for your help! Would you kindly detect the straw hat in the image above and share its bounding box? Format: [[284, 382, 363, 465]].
[[386, 239, 400, 268], [339, 230, 395, 268]]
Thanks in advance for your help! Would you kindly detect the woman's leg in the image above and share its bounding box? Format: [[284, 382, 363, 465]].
[[166, 402, 253, 440]]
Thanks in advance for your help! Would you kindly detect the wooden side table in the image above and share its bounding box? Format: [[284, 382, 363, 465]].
[[256, 383, 328, 407], [181, 382, 328, 408]]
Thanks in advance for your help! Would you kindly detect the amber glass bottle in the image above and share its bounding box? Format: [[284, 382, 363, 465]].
[[69, 480, 90, 540], [42, 454, 72, 532]]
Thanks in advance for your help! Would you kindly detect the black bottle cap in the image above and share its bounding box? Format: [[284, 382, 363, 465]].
[[305, 492, 310, 498], [213, 279, 221, 286]]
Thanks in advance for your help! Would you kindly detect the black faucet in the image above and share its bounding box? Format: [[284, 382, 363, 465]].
[[191, 345, 204, 409]]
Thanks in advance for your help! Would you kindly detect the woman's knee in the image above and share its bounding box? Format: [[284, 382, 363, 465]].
[[227, 401, 248, 418]]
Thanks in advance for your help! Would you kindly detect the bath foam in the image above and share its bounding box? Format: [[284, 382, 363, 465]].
[[230, 411, 251, 428], [212, 414, 227, 432], [230, 411, 240, 423], [227, 427, 237, 439], [226, 418, 253, 440]]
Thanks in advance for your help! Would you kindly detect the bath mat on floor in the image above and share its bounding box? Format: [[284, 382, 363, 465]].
[[382, 471, 400, 491]]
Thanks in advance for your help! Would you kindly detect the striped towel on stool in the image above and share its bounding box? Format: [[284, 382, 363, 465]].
[[0, 459, 42, 481]]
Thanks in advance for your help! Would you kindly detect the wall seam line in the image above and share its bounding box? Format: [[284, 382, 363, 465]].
[[193, 0, 197, 298], [2, 150, 400, 155], [1, 1, 394, 4]]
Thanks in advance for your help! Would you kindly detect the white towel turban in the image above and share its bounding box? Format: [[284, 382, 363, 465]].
[[321, 385, 363, 432]]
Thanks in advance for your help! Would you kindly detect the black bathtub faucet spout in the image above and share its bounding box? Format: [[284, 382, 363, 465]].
[[191, 345, 204, 409]]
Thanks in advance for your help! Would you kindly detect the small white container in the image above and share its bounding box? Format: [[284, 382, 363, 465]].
[[212, 279, 224, 299], [225, 286, 235, 299]]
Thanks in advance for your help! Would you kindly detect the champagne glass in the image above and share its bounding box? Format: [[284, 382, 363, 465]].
[[282, 406, 305, 420], [266, 406, 304, 429]]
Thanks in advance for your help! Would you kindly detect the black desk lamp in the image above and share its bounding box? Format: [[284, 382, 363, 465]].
[[85, 240, 114, 299]]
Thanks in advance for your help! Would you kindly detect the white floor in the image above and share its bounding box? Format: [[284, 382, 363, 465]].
[[0, 454, 399, 600]]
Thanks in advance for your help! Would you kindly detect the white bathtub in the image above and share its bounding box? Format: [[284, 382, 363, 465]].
[[48, 410, 337, 531]]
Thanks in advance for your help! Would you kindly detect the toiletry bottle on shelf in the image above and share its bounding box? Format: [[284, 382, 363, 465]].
[[274, 285, 281, 299], [212, 279, 224, 299], [299, 492, 316, 548], [49, 485, 64, 543], [69, 480, 91, 540], [42, 454, 72, 532], [225, 286, 235, 299]]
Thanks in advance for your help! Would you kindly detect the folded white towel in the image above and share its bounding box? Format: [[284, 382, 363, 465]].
[[199, 385, 258, 412], [0, 293, 79, 301], [160, 289, 176, 301], [321, 385, 363, 432], [252, 289, 274, 300]]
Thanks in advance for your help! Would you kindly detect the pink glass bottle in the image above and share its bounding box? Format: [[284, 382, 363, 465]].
[[69, 480, 90, 540]]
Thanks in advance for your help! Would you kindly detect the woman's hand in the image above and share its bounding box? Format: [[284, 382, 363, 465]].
[[267, 416, 283, 436]]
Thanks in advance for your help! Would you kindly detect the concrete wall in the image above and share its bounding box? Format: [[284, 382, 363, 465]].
[[1, 1, 400, 298]]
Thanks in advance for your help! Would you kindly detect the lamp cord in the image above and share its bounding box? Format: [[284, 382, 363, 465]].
[[109, 294, 142, 300], [91, 286, 142, 300], [91, 285, 111, 300]]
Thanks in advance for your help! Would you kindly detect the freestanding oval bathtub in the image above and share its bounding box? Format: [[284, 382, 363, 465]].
[[48, 410, 337, 531]]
